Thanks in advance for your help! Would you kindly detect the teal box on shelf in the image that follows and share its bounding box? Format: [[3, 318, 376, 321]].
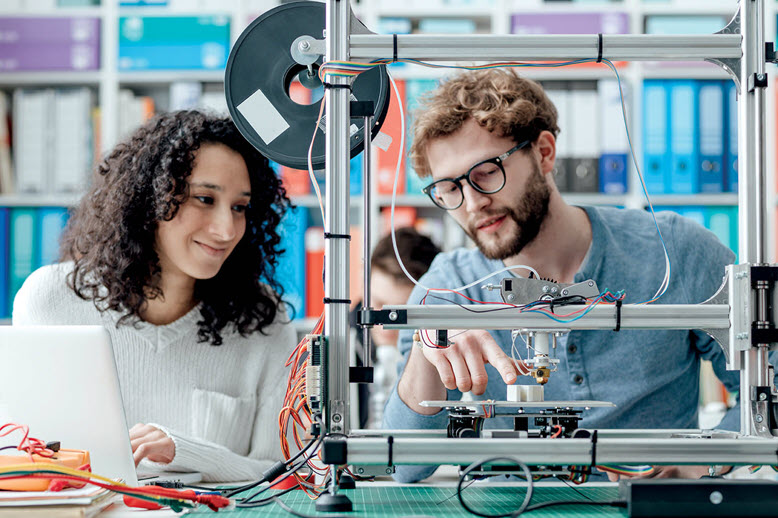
[[118, 15, 230, 70]]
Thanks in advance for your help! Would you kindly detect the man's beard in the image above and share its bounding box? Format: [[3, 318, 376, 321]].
[[466, 160, 551, 261]]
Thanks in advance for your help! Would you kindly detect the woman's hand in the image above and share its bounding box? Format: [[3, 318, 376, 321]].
[[129, 423, 175, 466]]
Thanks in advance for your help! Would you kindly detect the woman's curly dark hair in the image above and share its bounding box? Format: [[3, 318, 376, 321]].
[[60, 110, 291, 345]]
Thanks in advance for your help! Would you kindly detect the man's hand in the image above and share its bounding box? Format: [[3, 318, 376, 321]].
[[130, 423, 175, 466], [421, 329, 519, 395], [603, 465, 724, 481]]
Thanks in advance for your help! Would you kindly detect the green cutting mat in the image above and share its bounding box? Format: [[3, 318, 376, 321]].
[[191, 485, 626, 517]]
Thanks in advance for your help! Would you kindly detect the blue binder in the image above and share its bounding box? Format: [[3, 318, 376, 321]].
[[598, 79, 628, 194], [0, 208, 8, 318], [599, 154, 628, 194], [705, 206, 737, 258], [37, 207, 69, 267], [668, 80, 700, 194], [725, 80, 738, 193], [642, 80, 670, 194], [276, 206, 307, 320], [698, 81, 725, 193], [405, 79, 438, 196], [350, 152, 363, 196], [8, 208, 39, 314]]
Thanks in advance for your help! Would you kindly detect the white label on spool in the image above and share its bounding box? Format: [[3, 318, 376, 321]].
[[372, 131, 392, 152], [237, 88, 290, 144]]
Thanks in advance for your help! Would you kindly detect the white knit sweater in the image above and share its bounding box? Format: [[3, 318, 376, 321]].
[[12, 263, 297, 482]]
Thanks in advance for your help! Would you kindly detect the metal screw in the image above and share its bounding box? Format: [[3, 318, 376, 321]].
[[386, 468, 393, 475], [550, 287, 558, 294], [755, 414, 764, 423], [332, 413, 342, 423], [588, 281, 594, 287], [542, 285, 550, 293], [709, 491, 723, 505], [507, 294, 516, 301], [299, 40, 310, 51], [759, 392, 768, 401], [736, 332, 748, 340], [358, 468, 365, 474], [562, 289, 569, 296], [333, 425, 342, 432], [388, 311, 398, 321]]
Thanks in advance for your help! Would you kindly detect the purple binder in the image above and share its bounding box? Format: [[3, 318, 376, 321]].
[[0, 42, 99, 71], [0, 17, 100, 45], [511, 12, 629, 35]]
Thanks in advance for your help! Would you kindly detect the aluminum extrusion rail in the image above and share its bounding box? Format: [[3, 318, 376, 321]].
[[381, 304, 729, 330], [349, 34, 742, 62]]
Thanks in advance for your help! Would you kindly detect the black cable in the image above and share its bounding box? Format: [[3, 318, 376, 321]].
[[0, 445, 17, 453], [237, 433, 326, 505], [457, 456, 534, 518], [237, 485, 298, 508], [226, 417, 324, 498]]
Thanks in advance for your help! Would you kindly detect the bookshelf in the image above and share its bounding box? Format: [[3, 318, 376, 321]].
[[0, 0, 773, 328]]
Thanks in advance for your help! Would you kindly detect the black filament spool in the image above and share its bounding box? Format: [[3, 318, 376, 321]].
[[225, 1, 390, 169]]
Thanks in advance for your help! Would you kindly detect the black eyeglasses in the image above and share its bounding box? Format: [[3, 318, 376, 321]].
[[421, 140, 531, 210]]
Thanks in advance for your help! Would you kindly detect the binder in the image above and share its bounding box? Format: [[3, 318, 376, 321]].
[[0, 208, 8, 318], [276, 206, 307, 319], [0, 91, 12, 194], [304, 226, 325, 319], [53, 88, 93, 193], [568, 83, 599, 192], [375, 79, 406, 195], [8, 208, 39, 312], [705, 206, 737, 257], [697, 81, 725, 193], [405, 79, 438, 196], [544, 87, 571, 192], [597, 79, 629, 194], [726, 80, 738, 193], [642, 80, 670, 194], [350, 152, 363, 196], [668, 80, 700, 194], [13, 89, 54, 193], [37, 207, 69, 267]]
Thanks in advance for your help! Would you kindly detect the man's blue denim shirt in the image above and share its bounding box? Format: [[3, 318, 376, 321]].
[[383, 205, 761, 483]]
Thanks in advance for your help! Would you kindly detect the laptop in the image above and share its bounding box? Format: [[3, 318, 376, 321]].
[[0, 326, 201, 487]]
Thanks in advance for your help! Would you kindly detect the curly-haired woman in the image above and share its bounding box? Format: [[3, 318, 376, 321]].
[[12, 110, 296, 482]]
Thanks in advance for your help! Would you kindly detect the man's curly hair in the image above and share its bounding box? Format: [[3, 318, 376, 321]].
[[409, 69, 560, 178], [60, 110, 291, 345]]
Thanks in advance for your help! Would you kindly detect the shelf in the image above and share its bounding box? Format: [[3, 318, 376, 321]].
[[0, 7, 103, 16], [0, 71, 102, 86], [374, 7, 495, 18], [648, 193, 739, 206], [639, 2, 739, 16], [641, 63, 732, 80], [118, 70, 226, 85], [291, 195, 365, 209], [562, 193, 630, 206], [0, 194, 81, 207], [377, 195, 433, 207]]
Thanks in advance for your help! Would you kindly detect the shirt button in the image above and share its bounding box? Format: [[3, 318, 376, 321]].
[[573, 374, 584, 385], [568, 343, 577, 353]]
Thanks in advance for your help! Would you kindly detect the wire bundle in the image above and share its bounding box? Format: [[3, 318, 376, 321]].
[[0, 423, 55, 460], [277, 315, 329, 498], [0, 463, 232, 511]]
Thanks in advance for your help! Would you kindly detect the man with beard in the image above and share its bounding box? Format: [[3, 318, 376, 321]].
[[382, 69, 745, 482]]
